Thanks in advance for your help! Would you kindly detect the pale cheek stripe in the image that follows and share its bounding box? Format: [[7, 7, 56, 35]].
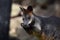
[[28, 18, 32, 24], [34, 23, 41, 31]]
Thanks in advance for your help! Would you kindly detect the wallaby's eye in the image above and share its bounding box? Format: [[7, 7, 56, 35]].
[[28, 17, 30, 19], [23, 18, 24, 20]]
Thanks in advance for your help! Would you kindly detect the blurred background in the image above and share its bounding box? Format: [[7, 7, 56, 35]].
[[9, 0, 60, 40]]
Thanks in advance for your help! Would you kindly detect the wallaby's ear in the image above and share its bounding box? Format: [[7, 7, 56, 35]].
[[20, 7, 25, 11], [27, 6, 33, 11]]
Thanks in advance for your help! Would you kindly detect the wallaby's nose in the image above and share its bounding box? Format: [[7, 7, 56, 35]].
[[21, 23, 27, 26], [21, 23, 29, 28], [21, 23, 24, 27]]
